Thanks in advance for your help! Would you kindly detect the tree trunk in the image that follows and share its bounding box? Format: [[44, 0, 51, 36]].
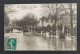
[[70, 4, 73, 36], [45, 31, 46, 36], [42, 21, 44, 36], [55, 4, 57, 37]]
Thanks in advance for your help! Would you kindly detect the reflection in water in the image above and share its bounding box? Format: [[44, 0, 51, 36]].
[[4, 32, 77, 51], [47, 38, 77, 51], [17, 34, 77, 51]]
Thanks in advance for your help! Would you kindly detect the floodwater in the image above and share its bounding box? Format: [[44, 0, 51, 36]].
[[4, 29, 77, 51]]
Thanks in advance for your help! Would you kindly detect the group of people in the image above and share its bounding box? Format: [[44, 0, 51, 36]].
[[22, 22, 70, 39], [5, 27, 13, 33], [4, 21, 69, 39], [57, 22, 69, 38]]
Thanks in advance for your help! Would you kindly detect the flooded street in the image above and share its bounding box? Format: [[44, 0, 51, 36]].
[[4, 31, 77, 51], [4, 3, 77, 51]]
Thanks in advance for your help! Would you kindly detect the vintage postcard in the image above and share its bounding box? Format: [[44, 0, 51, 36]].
[[4, 3, 77, 51]]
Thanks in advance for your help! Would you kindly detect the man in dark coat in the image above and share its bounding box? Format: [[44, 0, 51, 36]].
[[52, 24, 56, 37]]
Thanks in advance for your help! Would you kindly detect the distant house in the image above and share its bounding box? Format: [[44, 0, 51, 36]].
[[38, 19, 55, 27], [38, 14, 77, 28]]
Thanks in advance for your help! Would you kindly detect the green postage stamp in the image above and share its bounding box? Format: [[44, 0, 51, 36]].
[[7, 38, 17, 50]]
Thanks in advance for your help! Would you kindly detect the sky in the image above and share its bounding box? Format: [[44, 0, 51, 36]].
[[5, 4, 42, 20], [4, 3, 77, 20]]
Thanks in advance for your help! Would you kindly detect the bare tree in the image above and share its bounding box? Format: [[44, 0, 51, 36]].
[[4, 12, 10, 27], [41, 3, 77, 36]]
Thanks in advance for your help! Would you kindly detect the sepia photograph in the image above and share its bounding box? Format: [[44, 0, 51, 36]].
[[4, 3, 77, 51]]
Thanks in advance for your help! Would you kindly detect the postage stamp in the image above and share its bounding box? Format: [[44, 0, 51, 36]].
[[7, 38, 17, 50]]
